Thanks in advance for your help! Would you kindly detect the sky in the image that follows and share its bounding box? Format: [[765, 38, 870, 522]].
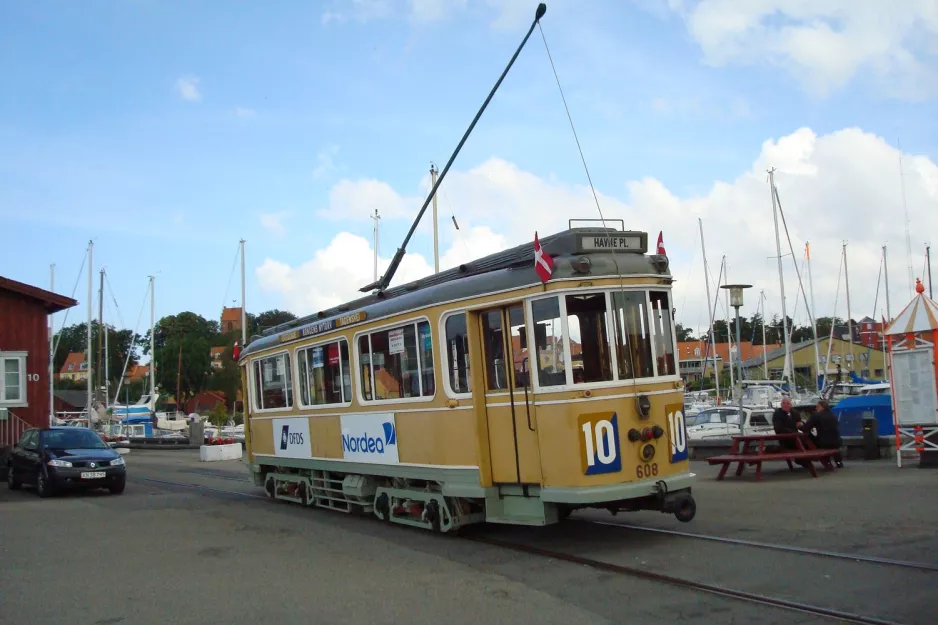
[[2, 0, 937, 344]]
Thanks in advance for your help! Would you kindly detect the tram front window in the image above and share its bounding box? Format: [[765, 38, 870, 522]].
[[565, 293, 613, 384], [611, 291, 654, 379], [531, 297, 566, 387], [649, 291, 677, 376]]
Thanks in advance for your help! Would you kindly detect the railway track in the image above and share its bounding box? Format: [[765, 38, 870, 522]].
[[136, 476, 918, 625], [582, 519, 938, 573], [467, 534, 905, 625]]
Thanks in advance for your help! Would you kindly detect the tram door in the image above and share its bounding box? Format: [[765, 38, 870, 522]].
[[480, 304, 542, 485]]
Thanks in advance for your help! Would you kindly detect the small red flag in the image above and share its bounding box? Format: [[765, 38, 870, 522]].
[[656, 231, 666, 255], [534, 232, 554, 283]]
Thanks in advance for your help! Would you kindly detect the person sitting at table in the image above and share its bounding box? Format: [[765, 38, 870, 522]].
[[772, 397, 802, 451], [800, 399, 844, 468]]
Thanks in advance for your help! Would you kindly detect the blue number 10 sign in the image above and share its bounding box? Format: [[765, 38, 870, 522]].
[[665, 403, 688, 464], [578, 411, 622, 475]]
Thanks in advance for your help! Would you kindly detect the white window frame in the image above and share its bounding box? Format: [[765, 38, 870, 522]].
[[250, 349, 294, 413], [524, 287, 681, 395], [294, 338, 353, 410], [439, 310, 473, 400], [0, 351, 28, 407], [353, 315, 436, 406]]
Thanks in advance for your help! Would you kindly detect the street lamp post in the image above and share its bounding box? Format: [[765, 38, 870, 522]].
[[722, 283, 752, 435]]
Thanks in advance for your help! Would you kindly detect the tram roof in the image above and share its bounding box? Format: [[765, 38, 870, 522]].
[[241, 226, 671, 359]]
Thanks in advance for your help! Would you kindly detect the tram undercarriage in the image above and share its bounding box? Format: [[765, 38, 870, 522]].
[[257, 465, 697, 533]]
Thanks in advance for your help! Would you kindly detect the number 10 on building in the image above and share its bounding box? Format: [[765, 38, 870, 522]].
[[578, 412, 622, 475]]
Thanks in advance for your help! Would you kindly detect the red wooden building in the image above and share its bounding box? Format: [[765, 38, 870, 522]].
[[1, 275, 78, 447]]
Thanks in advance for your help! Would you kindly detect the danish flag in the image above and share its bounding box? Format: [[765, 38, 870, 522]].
[[656, 231, 666, 255], [534, 232, 554, 283]]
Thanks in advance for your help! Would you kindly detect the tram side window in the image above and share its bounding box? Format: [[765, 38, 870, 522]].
[[565, 293, 614, 384], [611, 291, 654, 379], [482, 310, 507, 391], [649, 291, 676, 376], [445, 314, 472, 394], [358, 321, 435, 401], [297, 339, 350, 406], [531, 297, 566, 387], [252, 353, 293, 410]]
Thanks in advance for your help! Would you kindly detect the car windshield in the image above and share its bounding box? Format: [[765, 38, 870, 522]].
[[42, 429, 108, 450]]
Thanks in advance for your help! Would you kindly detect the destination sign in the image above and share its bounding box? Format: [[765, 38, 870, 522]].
[[576, 232, 647, 254], [278, 311, 368, 344]]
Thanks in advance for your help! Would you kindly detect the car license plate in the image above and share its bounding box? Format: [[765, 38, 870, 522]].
[[81, 471, 106, 479]]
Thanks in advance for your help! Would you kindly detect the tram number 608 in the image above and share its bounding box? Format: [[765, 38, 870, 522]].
[[636, 463, 659, 479]]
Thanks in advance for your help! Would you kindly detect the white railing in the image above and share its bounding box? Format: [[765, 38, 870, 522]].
[[0, 408, 31, 448]]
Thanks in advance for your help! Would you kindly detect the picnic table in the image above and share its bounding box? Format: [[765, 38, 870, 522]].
[[707, 432, 841, 481]]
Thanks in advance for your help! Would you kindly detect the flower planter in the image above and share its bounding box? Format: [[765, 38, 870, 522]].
[[199, 442, 242, 462]]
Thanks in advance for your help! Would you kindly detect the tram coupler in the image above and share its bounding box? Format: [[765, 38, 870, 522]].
[[657, 487, 696, 523]]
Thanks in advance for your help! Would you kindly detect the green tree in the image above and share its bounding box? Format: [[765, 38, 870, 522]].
[[207, 403, 230, 427], [141, 312, 219, 355], [53, 321, 140, 389], [675, 324, 695, 342], [206, 345, 241, 411], [154, 336, 212, 405]]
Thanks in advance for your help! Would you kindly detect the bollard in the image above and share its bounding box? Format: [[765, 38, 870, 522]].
[[861, 414, 879, 460]]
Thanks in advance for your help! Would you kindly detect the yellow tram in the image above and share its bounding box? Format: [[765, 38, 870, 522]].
[[238, 225, 696, 532]]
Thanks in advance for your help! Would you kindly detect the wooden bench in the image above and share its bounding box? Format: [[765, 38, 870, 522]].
[[706, 433, 841, 481], [707, 448, 840, 481]]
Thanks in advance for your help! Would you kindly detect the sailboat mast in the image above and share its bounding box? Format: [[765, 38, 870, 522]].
[[98, 269, 104, 406], [760, 291, 768, 379], [724, 257, 734, 393], [883, 245, 892, 321], [843, 242, 855, 370], [240, 239, 247, 347], [86, 240, 93, 428], [768, 168, 792, 383], [927, 244, 933, 299], [149, 276, 155, 401], [806, 242, 821, 390], [698, 218, 719, 397], [49, 264, 55, 426], [371, 210, 380, 283]]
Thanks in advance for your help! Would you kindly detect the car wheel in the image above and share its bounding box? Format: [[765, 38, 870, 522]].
[[109, 478, 126, 495], [7, 466, 21, 490], [36, 471, 54, 498]]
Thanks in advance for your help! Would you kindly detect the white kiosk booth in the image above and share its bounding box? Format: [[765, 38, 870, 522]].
[[884, 279, 938, 467]]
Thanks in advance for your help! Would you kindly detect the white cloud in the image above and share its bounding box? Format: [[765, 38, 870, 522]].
[[233, 107, 256, 118], [317, 178, 421, 222], [260, 212, 290, 237], [410, 0, 467, 24], [255, 232, 435, 314], [256, 127, 938, 337], [312, 145, 340, 180], [658, 0, 938, 99], [320, 0, 532, 28], [175, 76, 202, 102]]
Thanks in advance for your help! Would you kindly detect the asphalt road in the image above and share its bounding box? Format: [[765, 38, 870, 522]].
[[1, 451, 934, 625]]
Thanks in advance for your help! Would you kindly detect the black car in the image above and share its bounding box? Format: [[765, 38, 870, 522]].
[[7, 427, 126, 497]]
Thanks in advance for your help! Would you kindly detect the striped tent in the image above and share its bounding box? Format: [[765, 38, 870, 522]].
[[885, 279, 938, 335], [884, 278, 938, 467]]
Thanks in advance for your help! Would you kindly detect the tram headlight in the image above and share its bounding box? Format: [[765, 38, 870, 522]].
[[640, 444, 655, 462], [652, 425, 664, 439], [636, 394, 651, 420], [627, 428, 641, 442], [571, 255, 591, 274]]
